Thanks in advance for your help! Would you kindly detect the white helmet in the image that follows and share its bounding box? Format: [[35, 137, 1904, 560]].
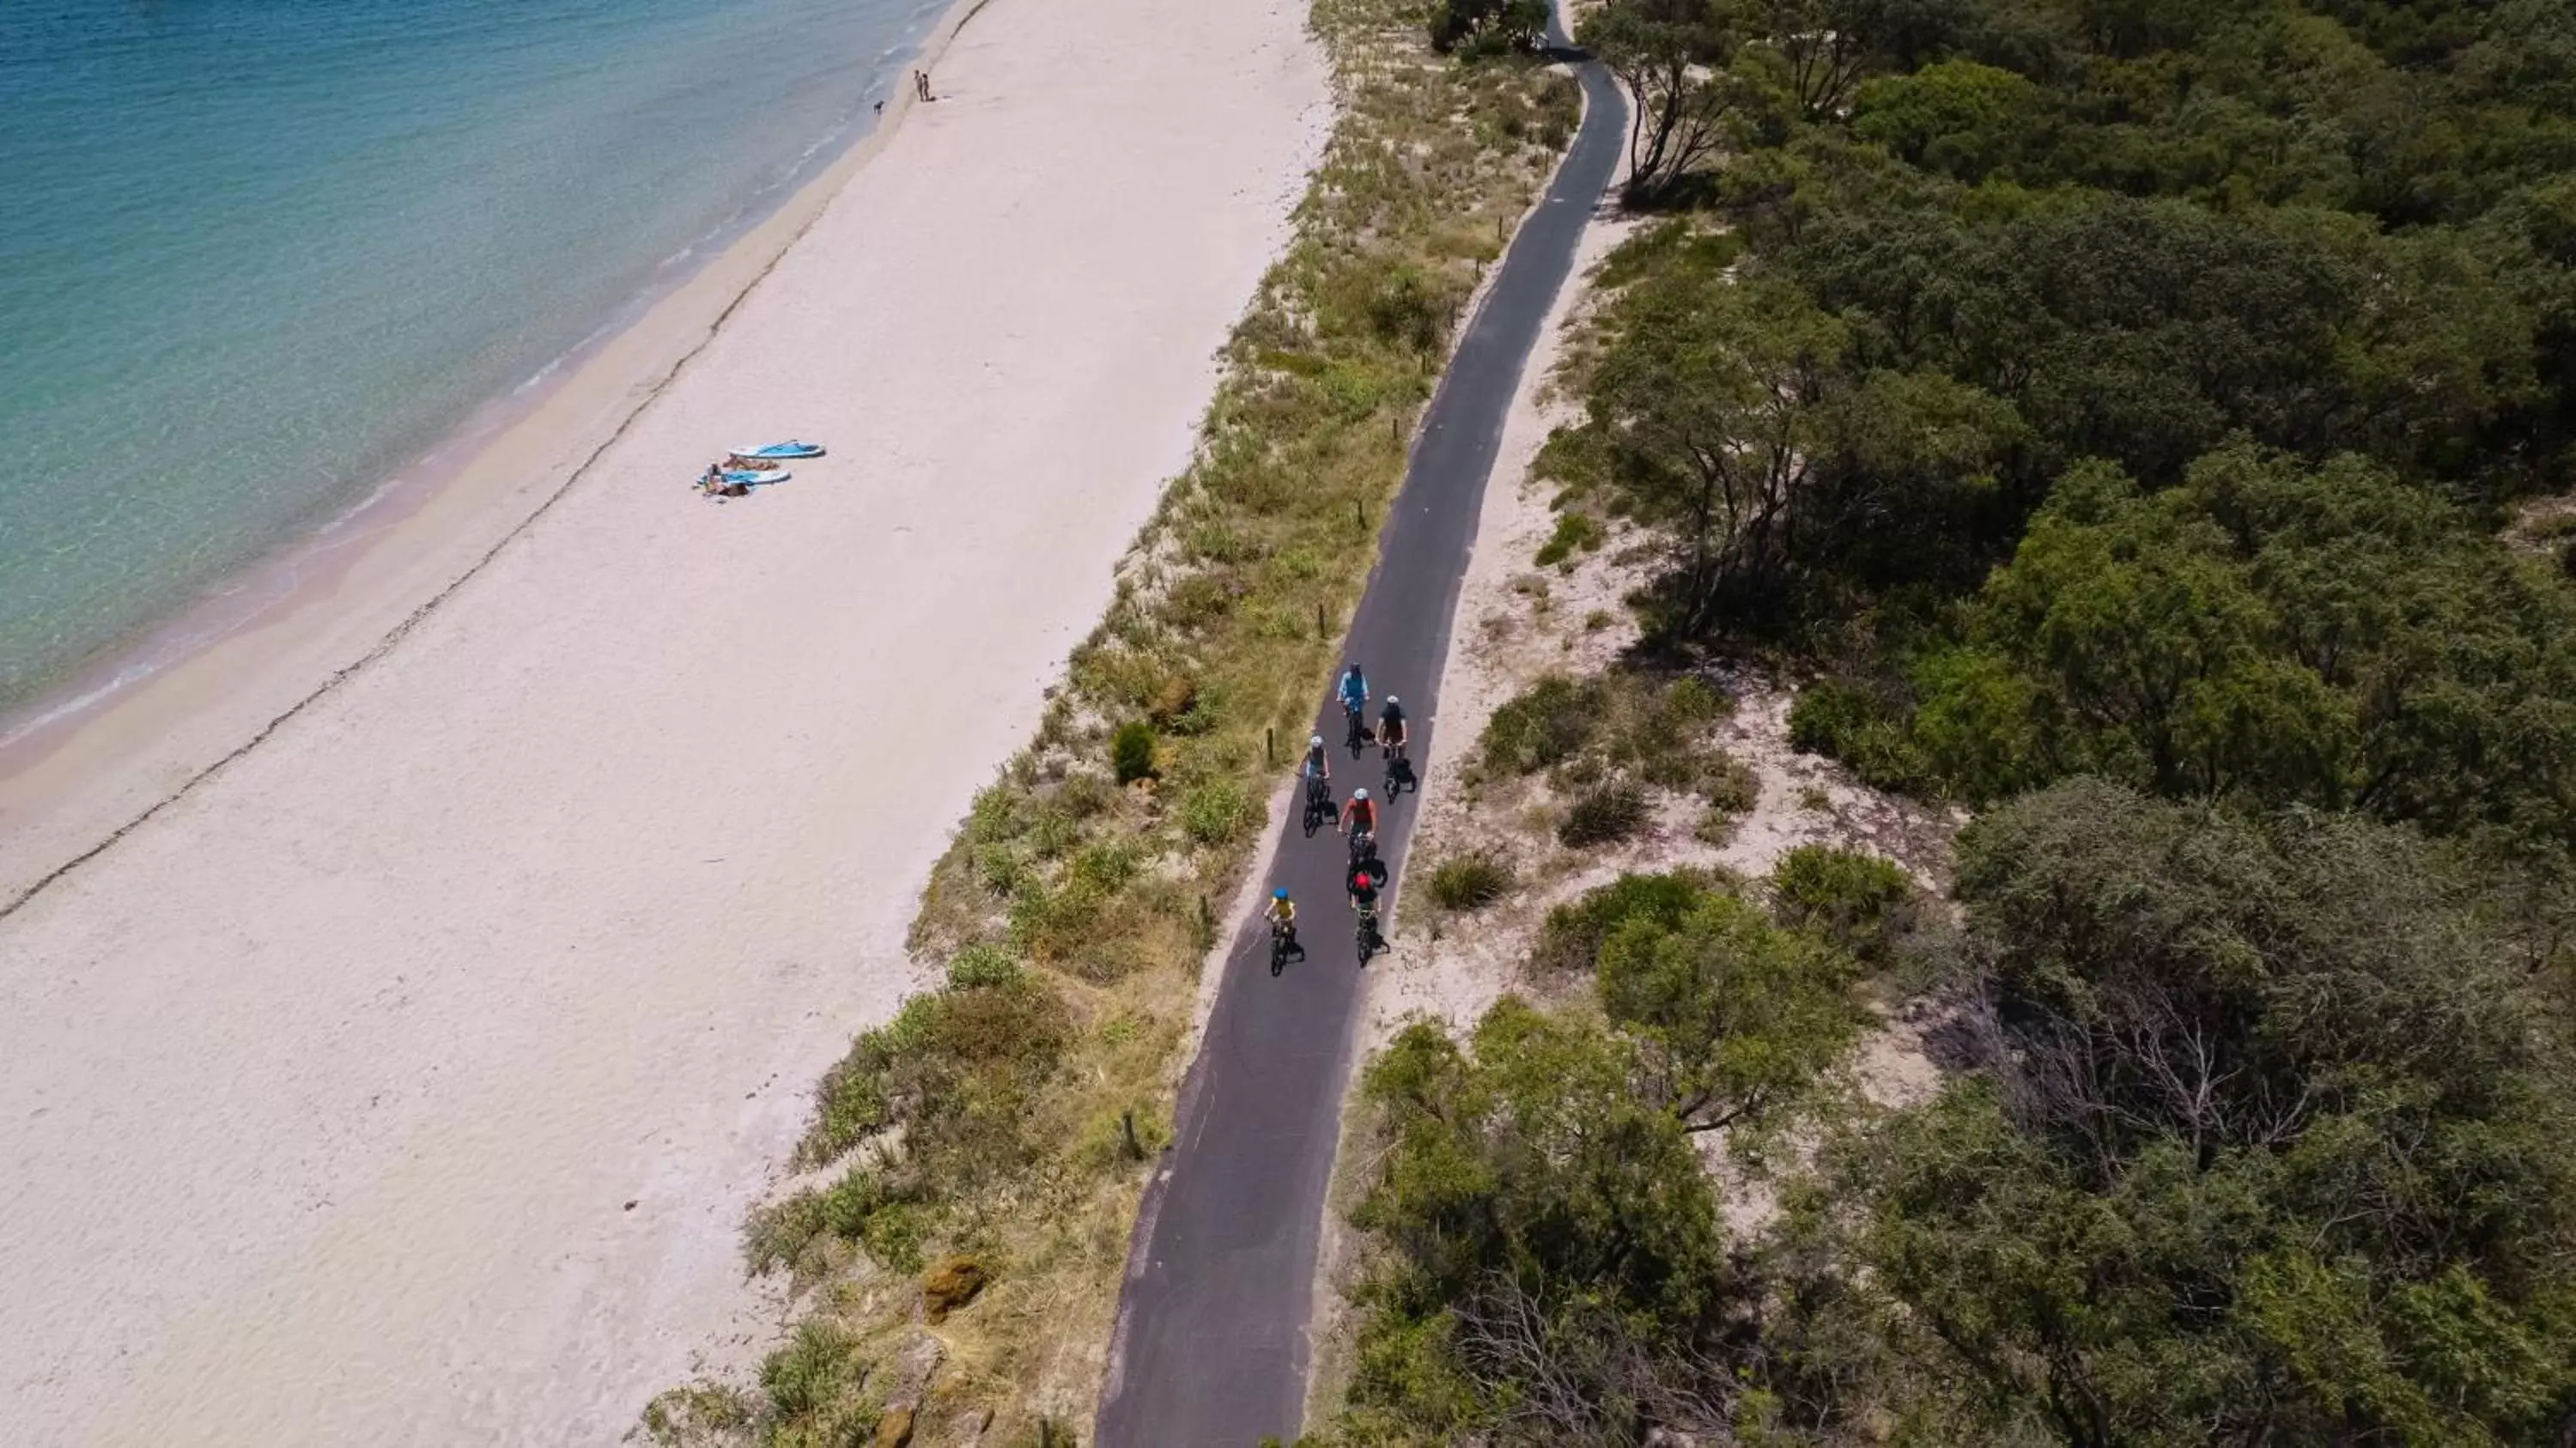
[[1353, 788, 1370, 801], [1309, 733, 1323, 748], [1385, 695, 1399, 706]]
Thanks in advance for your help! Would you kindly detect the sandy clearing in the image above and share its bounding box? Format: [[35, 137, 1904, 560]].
[[0, 1, 1327, 1443]]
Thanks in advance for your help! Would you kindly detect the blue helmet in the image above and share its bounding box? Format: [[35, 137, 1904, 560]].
[[1273, 887, 1290, 900]]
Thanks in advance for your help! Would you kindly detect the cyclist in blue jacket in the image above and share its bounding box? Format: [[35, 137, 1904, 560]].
[[1336, 663, 1370, 747]]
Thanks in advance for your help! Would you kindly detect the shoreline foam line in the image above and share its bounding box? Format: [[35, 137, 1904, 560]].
[[0, 0, 1003, 924]]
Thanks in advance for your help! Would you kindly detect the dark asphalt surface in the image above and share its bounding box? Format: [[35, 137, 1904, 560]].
[[1091, 22, 1626, 1448]]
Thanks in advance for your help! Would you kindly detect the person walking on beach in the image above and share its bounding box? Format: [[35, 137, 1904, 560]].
[[914, 69, 933, 102]]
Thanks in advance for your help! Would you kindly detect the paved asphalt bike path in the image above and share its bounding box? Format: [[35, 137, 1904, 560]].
[[1094, 16, 1626, 1445]]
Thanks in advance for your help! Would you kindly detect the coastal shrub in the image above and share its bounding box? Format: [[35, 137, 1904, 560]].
[[1185, 520, 1255, 564], [1480, 674, 1601, 775], [1427, 852, 1514, 910], [1024, 803, 1079, 861], [815, 1166, 928, 1274], [1692, 753, 1760, 845], [972, 843, 1023, 897], [1534, 869, 1724, 975], [1534, 508, 1605, 568], [1786, 678, 1933, 794], [1007, 874, 1109, 964], [1363, 265, 1447, 354], [1165, 574, 1237, 632], [1767, 846, 1917, 967], [945, 943, 1023, 989], [739, 1164, 933, 1280], [1070, 841, 1135, 892], [1182, 781, 1252, 846], [1693, 800, 1743, 847], [1485, 670, 1737, 803], [1619, 688, 1733, 793], [1558, 782, 1649, 846], [1698, 751, 1758, 817], [799, 976, 1072, 1181], [744, 1190, 832, 1279], [1109, 721, 1156, 784], [1057, 770, 1119, 818], [758, 1322, 878, 1445]]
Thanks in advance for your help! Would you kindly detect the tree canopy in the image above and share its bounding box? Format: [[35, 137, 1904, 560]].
[[1346, 3, 2576, 1442]]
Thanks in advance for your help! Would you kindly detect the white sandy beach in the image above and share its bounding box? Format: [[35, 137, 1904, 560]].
[[0, 0, 1326, 1441]]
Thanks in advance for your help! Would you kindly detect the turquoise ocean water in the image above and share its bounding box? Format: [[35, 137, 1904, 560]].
[[0, 0, 945, 722]]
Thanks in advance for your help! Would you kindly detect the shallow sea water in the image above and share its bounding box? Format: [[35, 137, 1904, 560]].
[[0, 0, 944, 714]]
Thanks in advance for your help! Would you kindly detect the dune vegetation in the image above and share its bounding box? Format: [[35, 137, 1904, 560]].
[[641, 2, 1580, 1443]]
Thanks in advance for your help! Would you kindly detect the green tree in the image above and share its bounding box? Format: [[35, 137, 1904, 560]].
[[1751, 0, 1893, 118], [1587, 259, 1850, 630], [1938, 458, 2357, 800], [1341, 1000, 1739, 1441], [1852, 58, 2049, 180], [1900, 444, 2576, 852], [1850, 780, 2576, 1447], [1578, 0, 1762, 203], [1429, 0, 1549, 56], [1598, 892, 1866, 1130]]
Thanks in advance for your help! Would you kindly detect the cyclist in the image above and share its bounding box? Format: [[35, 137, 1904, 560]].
[[1301, 732, 1331, 788], [1346, 853, 1385, 916], [1340, 786, 1380, 858], [1336, 663, 1370, 745], [1377, 694, 1409, 761], [1265, 887, 1300, 957]]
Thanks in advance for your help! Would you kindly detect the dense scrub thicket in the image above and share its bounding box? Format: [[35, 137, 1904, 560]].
[[1318, 1, 2576, 1444]]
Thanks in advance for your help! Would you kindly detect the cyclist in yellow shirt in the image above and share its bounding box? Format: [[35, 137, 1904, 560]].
[[1265, 887, 1301, 963]]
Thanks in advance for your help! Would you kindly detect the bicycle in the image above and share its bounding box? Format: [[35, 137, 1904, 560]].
[[1270, 920, 1303, 976], [1346, 824, 1376, 867], [1382, 739, 1413, 798], [1344, 702, 1369, 757], [1301, 772, 1334, 837], [1354, 898, 1383, 963]]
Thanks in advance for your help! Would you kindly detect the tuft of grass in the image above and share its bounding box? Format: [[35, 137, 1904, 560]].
[[1558, 782, 1648, 846], [1427, 852, 1515, 911], [1182, 780, 1253, 846], [946, 942, 1024, 989], [641, 1385, 756, 1447], [756, 1322, 878, 1448], [654, 1, 1582, 1433]]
